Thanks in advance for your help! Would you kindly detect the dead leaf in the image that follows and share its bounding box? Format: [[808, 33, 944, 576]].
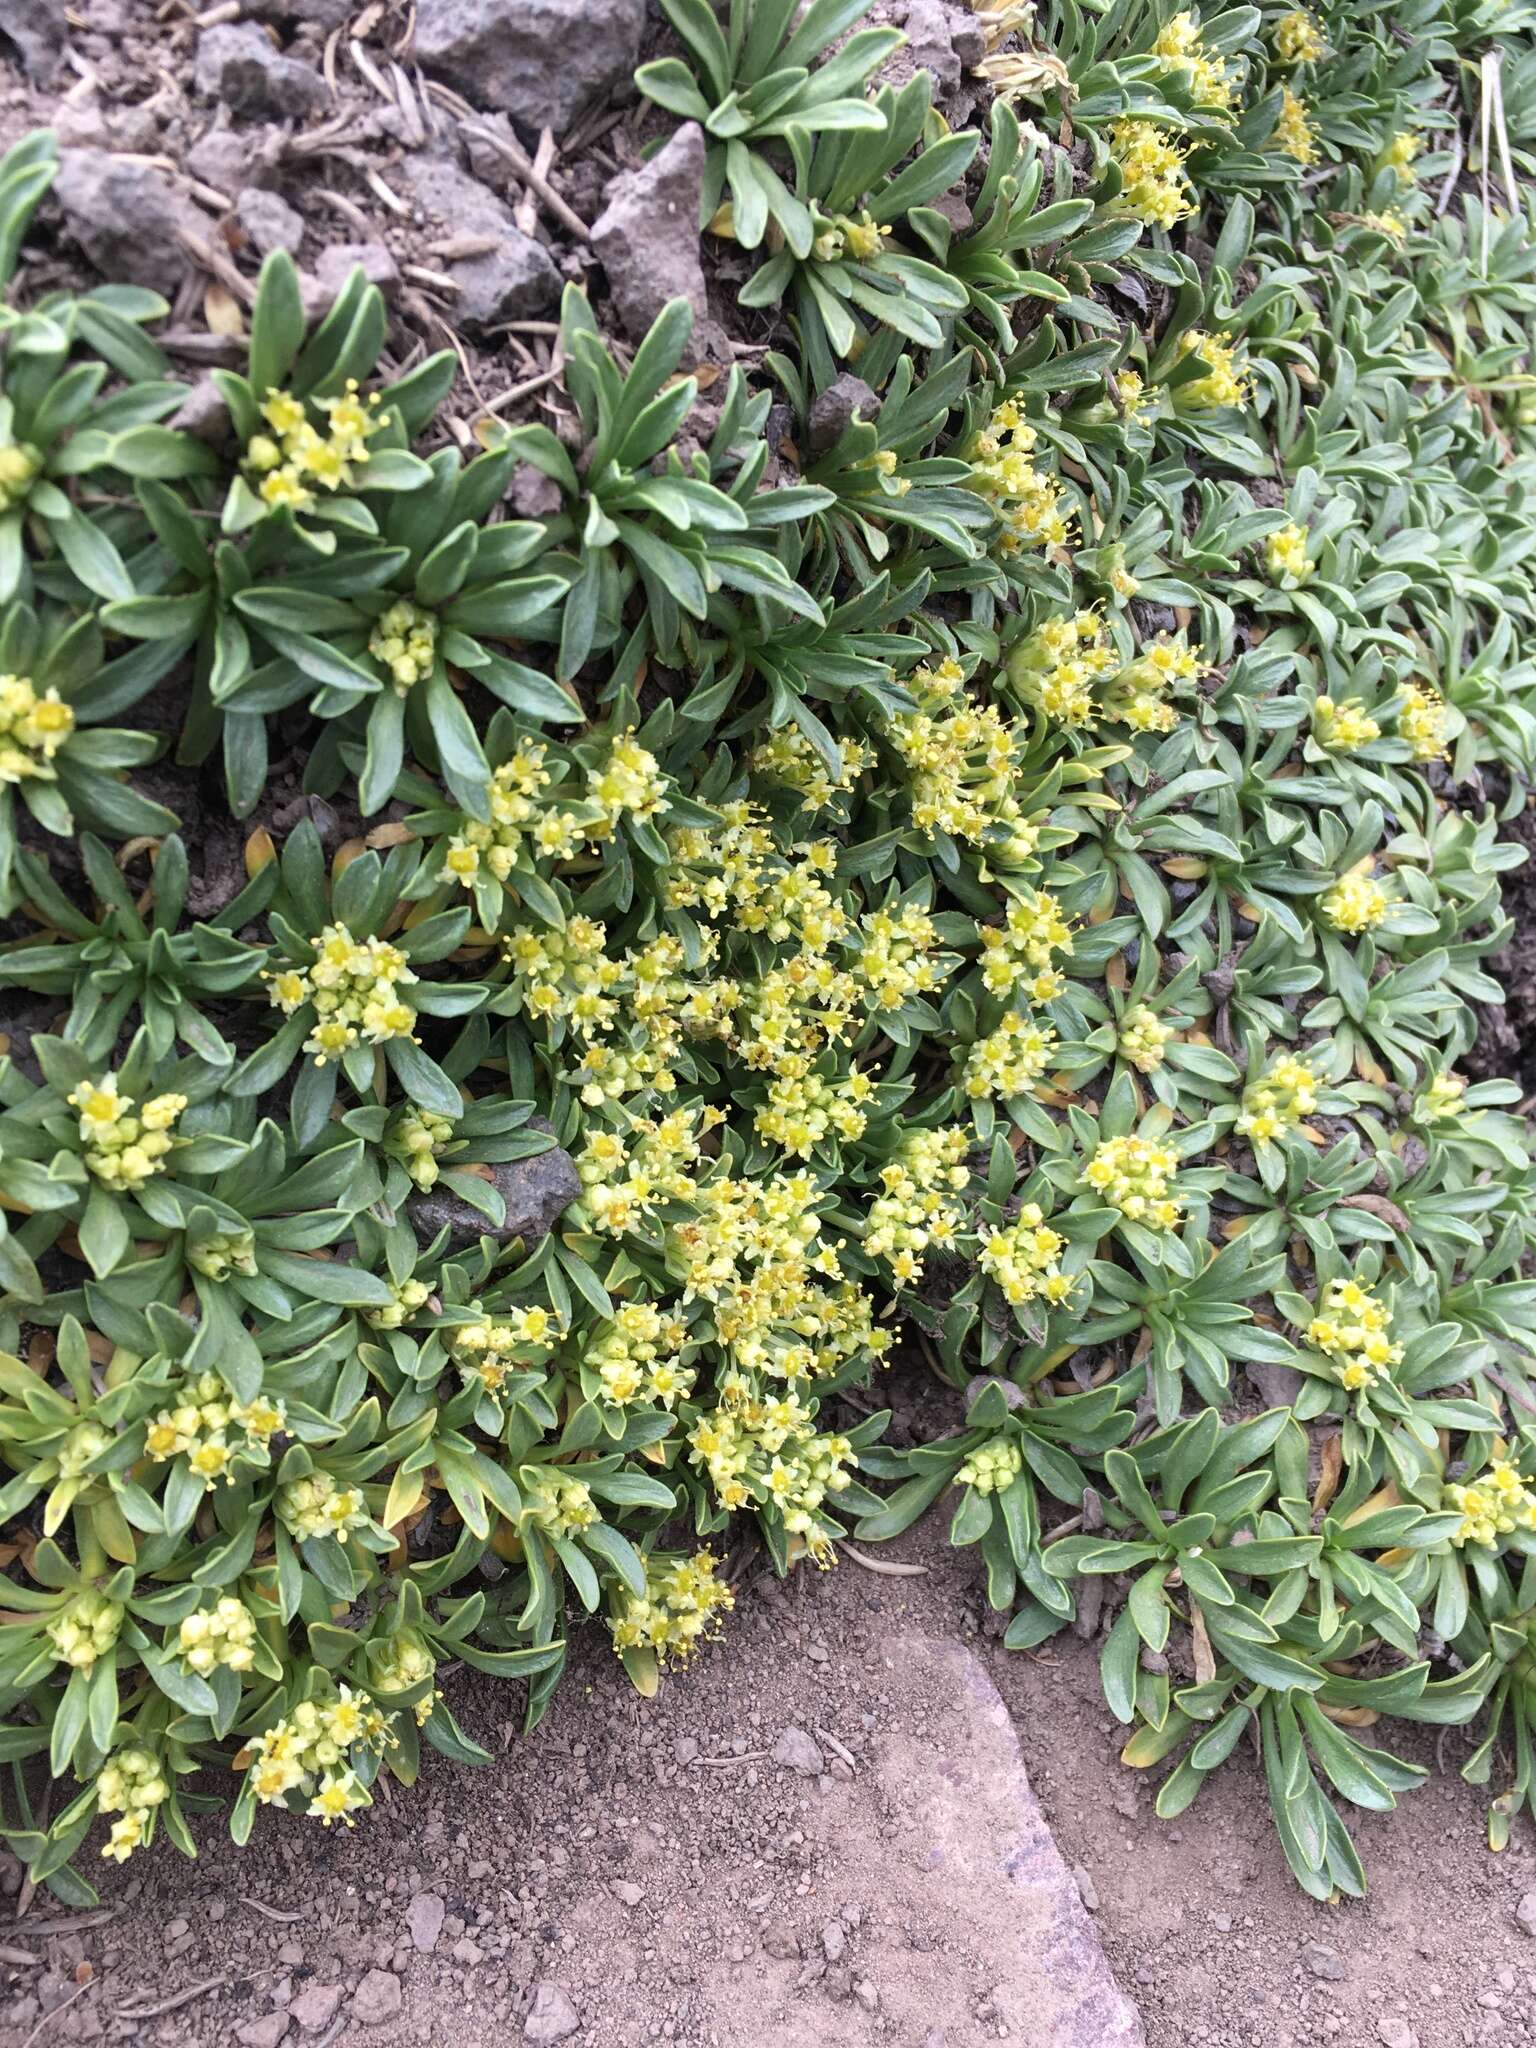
[[204, 282, 244, 338]]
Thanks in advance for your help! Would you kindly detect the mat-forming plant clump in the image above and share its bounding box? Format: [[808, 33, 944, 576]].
[[1, 0, 1536, 1904]]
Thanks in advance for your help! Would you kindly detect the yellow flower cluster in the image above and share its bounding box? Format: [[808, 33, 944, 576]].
[[674, 1169, 891, 1387], [1008, 611, 1120, 729], [1398, 680, 1450, 760], [588, 1300, 695, 1407], [690, 1379, 856, 1554], [269, 923, 419, 1064], [813, 211, 890, 264], [371, 1629, 439, 1723], [1417, 1069, 1467, 1121], [368, 599, 437, 693], [440, 744, 587, 886], [610, 1550, 735, 1666], [888, 656, 1043, 861], [246, 1684, 390, 1823], [521, 1467, 600, 1539], [245, 381, 383, 514], [978, 1203, 1071, 1305], [1382, 131, 1421, 185], [1445, 1460, 1536, 1549], [1105, 634, 1205, 733], [1306, 1275, 1402, 1391], [968, 399, 1072, 554], [276, 1469, 369, 1542], [956, 1437, 1024, 1494], [1267, 520, 1313, 583], [1273, 8, 1324, 62], [177, 1597, 258, 1676], [978, 886, 1074, 1000], [1109, 120, 1193, 230], [1174, 330, 1252, 410], [1235, 1053, 1319, 1141], [1321, 865, 1391, 933], [450, 1306, 559, 1394], [501, 915, 618, 1028], [589, 731, 668, 835], [47, 1588, 122, 1672], [864, 1127, 972, 1285], [0, 671, 74, 784], [188, 1228, 257, 1282], [1274, 86, 1319, 165], [1360, 209, 1408, 243], [1111, 375, 1155, 435], [756, 1065, 872, 1157], [578, 1106, 718, 1236], [752, 727, 872, 810], [0, 440, 41, 511], [1085, 1133, 1184, 1230], [56, 1420, 108, 1478], [1118, 1003, 1171, 1073], [1152, 10, 1235, 109], [366, 1276, 431, 1332], [97, 1746, 170, 1863], [1313, 695, 1381, 752], [68, 1073, 186, 1192], [388, 1106, 455, 1190], [963, 1008, 1058, 1102], [145, 1371, 284, 1489]]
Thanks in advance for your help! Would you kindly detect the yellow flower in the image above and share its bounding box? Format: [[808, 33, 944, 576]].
[[1236, 1054, 1319, 1141], [1273, 9, 1324, 62], [368, 599, 438, 693], [1321, 866, 1391, 933], [1273, 85, 1319, 164], [1174, 330, 1251, 410], [1397, 680, 1450, 760], [0, 672, 74, 783], [1084, 1133, 1185, 1231], [1152, 10, 1235, 109], [1109, 119, 1193, 229], [1313, 695, 1381, 752]]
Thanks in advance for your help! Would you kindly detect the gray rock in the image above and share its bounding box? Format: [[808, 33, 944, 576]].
[[170, 377, 231, 447], [761, 1920, 799, 1960], [414, 0, 646, 139], [592, 124, 707, 340], [195, 24, 330, 120], [1072, 1864, 1099, 1913], [879, 1637, 1144, 2046], [395, 155, 558, 329], [808, 374, 880, 454], [238, 187, 306, 257], [350, 1971, 402, 2027], [523, 1982, 580, 2044], [244, 0, 353, 27], [1517, 1889, 1536, 1935], [1377, 2021, 1417, 2048], [1303, 1941, 1346, 1982], [898, 0, 985, 97], [821, 1920, 846, 1962], [0, 0, 65, 82], [408, 1126, 580, 1250], [610, 1880, 643, 1907], [235, 2016, 290, 2048], [406, 1891, 445, 1953], [771, 1726, 824, 1777], [53, 149, 204, 295], [301, 241, 401, 319], [188, 123, 283, 196], [288, 1982, 344, 2032]]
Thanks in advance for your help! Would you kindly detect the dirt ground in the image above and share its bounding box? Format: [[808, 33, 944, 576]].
[[1, 1503, 1533, 2048]]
